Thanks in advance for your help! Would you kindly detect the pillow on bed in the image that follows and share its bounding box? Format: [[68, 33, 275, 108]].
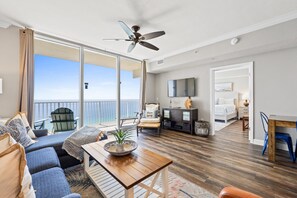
[[217, 98, 225, 105], [224, 98, 234, 104]]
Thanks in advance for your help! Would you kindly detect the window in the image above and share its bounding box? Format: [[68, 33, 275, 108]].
[[33, 36, 142, 131]]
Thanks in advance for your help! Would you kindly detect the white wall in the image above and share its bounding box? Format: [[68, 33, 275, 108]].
[[154, 65, 210, 121], [145, 73, 156, 103], [0, 26, 20, 117], [152, 47, 297, 144]]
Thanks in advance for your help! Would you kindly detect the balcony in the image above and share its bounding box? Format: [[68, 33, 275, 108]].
[[34, 99, 139, 131]]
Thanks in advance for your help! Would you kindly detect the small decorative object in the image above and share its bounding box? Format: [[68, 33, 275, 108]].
[[195, 120, 210, 137], [242, 93, 249, 107], [104, 128, 138, 156], [84, 82, 89, 89], [184, 96, 192, 109]]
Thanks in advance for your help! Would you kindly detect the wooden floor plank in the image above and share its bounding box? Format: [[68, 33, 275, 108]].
[[137, 121, 297, 197]]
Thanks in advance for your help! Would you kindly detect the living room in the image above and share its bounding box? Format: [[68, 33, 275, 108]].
[[1, 1, 297, 198]]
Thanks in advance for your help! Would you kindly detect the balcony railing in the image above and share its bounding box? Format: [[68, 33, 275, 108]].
[[34, 99, 139, 129]]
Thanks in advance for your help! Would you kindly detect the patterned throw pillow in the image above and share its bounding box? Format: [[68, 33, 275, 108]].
[[96, 131, 108, 141], [19, 112, 36, 139], [145, 110, 158, 118], [0, 138, 36, 198], [3, 118, 35, 148]]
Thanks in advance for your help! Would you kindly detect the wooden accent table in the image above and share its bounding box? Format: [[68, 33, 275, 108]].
[[82, 140, 172, 197], [242, 116, 249, 131], [268, 115, 297, 162], [137, 122, 161, 136]]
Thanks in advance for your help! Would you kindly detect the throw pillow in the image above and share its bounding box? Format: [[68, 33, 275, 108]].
[[0, 137, 35, 198], [96, 131, 107, 141], [218, 98, 225, 105], [145, 110, 158, 118], [0, 133, 16, 153], [146, 104, 159, 112], [5, 116, 35, 148], [224, 98, 234, 105], [19, 112, 36, 139]]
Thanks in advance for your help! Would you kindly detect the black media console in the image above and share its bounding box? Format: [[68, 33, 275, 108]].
[[162, 107, 198, 135]]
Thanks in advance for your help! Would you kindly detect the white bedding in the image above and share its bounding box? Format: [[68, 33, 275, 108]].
[[215, 104, 236, 115]]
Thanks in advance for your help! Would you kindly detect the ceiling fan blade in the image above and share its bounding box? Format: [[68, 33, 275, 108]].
[[127, 42, 136, 53], [140, 31, 165, 40], [103, 38, 132, 41], [139, 41, 159, 51], [118, 21, 135, 39]]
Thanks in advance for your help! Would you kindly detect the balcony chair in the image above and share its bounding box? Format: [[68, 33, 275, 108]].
[[120, 112, 141, 127], [33, 118, 48, 130], [260, 112, 295, 161], [51, 107, 79, 133]]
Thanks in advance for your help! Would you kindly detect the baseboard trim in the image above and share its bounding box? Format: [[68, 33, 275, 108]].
[[250, 139, 264, 146], [251, 139, 296, 151]]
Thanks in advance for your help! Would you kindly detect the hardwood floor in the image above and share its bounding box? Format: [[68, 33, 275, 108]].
[[137, 121, 297, 197]]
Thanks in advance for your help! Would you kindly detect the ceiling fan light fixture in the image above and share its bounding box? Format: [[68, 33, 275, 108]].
[[103, 21, 165, 53]]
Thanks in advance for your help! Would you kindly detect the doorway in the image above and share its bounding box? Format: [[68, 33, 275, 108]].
[[210, 62, 254, 142]]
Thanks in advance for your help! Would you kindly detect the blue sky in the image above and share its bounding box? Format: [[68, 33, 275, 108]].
[[34, 55, 140, 100]]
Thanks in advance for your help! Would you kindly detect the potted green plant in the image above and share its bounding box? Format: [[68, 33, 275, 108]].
[[111, 128, 133, 152]]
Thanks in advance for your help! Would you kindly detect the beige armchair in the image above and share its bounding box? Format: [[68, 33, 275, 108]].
[[140, 103, 160, 123], [137, 103, 161, 136]]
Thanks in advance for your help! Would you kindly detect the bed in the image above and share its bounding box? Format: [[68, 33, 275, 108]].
[[214, 93, 238, 123]]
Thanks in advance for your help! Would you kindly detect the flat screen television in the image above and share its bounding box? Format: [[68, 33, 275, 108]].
[[167, 78, 196, 97]]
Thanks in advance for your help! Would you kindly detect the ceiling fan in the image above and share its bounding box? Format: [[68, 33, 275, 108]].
[[103, 21, 165, 53]]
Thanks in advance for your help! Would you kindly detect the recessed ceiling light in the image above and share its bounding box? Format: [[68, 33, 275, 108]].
[[231, 37, 240, 45]]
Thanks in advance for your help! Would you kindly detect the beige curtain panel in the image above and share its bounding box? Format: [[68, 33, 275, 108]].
[[139, 60, 147, 112], [19, 29, 34, 125]]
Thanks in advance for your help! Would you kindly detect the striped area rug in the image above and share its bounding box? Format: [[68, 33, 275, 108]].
[[65, 164, 215, 198]]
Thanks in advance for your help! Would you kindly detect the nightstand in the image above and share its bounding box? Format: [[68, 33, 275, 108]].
[[238, 107, 249, 119]]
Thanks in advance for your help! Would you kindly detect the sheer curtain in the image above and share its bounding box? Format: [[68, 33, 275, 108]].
[[19, 28, 34, 125], [139, 60, 147, 112]]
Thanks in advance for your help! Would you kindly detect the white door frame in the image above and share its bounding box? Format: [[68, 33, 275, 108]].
[[209, 62, 254, 142]]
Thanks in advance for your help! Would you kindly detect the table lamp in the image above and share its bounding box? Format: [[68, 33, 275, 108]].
[[242, 93, 249, 107]]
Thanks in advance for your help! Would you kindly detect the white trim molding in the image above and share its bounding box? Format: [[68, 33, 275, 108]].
[[251, 139, 295, 152], [149, 11, 297, 63], [210, 62, 254, 142], [0, 20, 11, 28]]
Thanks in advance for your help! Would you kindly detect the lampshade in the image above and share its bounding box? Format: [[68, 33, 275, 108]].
[[0, 78, 2, 94], [242, 93, 249, 100]]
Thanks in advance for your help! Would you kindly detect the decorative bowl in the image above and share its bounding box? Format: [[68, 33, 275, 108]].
[[104, 140, 138, 156]]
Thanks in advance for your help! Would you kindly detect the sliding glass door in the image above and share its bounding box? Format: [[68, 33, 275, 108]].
[[34, 38, 80, 131], [120, 58, 141, 126], [34, 36, 142, 131], [83, 49, 117, 127]]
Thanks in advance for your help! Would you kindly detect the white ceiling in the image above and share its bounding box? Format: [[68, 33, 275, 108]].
[[1, 0, 297, 60]]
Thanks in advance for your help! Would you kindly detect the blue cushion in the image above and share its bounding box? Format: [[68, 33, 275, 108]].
[[25, 131, 73, 156], [32, 167, 72, 198], [26, 147, 61, 174]]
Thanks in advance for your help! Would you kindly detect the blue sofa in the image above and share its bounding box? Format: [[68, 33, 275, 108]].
[[26, 147, 80, 198], [26, 130, 80, 168]]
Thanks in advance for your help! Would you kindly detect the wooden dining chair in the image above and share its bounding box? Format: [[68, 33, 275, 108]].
[[260, 112, 295, 161]]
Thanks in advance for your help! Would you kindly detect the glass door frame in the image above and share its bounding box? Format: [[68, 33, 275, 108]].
[[35, 33, 142, 130]]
